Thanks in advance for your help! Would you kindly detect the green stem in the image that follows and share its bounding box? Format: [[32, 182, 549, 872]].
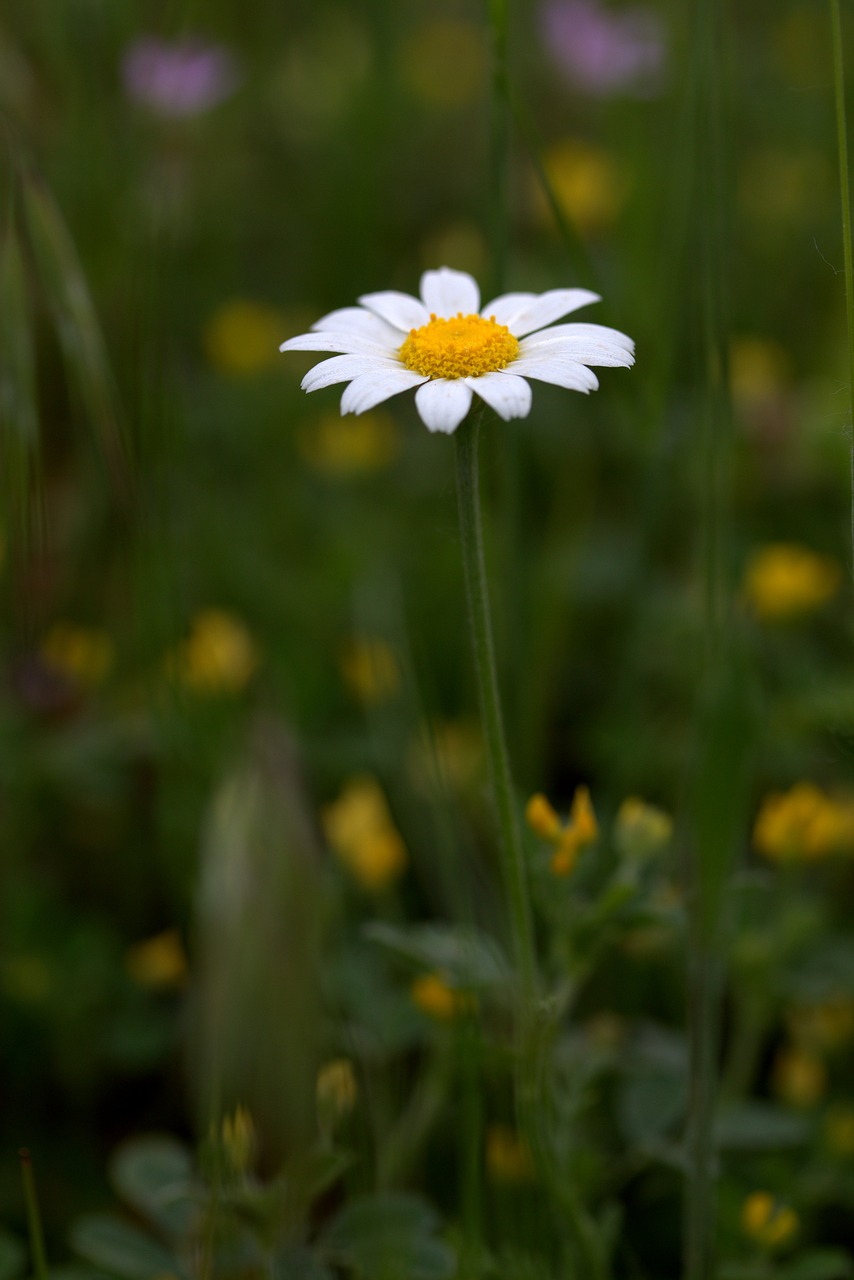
[[454, 414, 537, 1000], [829, 0, 854, 579], [19, 1150, 49, 1280]]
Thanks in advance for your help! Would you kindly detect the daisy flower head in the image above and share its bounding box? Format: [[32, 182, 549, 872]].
[[280, 267, 634, 435]]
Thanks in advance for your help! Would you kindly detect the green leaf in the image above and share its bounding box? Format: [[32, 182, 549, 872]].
[[714, 1102, 809, 1150], [109, 1136, 196, 1237], [319, 1193, 455, 1280], [366, 923, 510, 990], [0, 1228, 26, 1280], [70, 1214, 179, 1280], [779, 1251, 854, 1280]]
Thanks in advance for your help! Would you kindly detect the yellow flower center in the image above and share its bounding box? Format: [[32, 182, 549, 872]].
[[399, 312, 519, 380]]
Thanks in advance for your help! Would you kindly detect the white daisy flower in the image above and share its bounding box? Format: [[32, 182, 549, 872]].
[[280, 266, 634, 435]]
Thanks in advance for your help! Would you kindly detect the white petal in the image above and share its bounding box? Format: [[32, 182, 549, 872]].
[[357, 290, 431, 332], [301, 354, 401, 392], [414, 379, 473, 434], [480, 292, 538, 326], [522, 321, 635, 354], [509, 354, 599, 393], [419, 268, 480, 318], [521, 335, 635, 368], [312, 306, 402, 346], [466, 371, 532, 420], [501, 289, 603, 337], [340, 367, 427, 415], [280, 330, 394, 357]]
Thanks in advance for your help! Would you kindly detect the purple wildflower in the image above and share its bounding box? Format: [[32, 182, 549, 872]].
[[122, 36, 239, 117], [540, 0, 666, 97]]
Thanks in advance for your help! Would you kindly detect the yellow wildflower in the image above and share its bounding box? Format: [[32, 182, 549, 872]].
[[485, 1124, 535, 1183], [125, 929, 188, 990], [743, 544, 840, 621], [824, 1105, 854, 1156], [411, 972, 474, 1021], [786, 998, 854, 1050], [400, 20, 487, 109], [41, 622, 113, 688], [615, 797, 673, 859], [221, 1105, 256, 1173], [170, 609, 258, 695], [298, 411, 399, 476], [753, 782, 854, 862], [526, 785, 598, 877], [535, 140, 627, 237], [322, 775, 407, 891], [339, 637, 400, 705], [741, 1192, 798, 1250], [203, 300, 285, 376], [317, 1058, 358, 1132], [772, 1044, 826, 1108]]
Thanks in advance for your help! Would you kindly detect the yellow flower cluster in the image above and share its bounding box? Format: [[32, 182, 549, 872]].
[[485, 1124, 535, 1184], [169, 609, 259, 695], [526, 786, 598, 876], [298, 411, 399, 476], [753, 782, 854, 862], [742, 543, 840, 621], [41, 622, 113, 688], [741, 1192, 798, 1250], [410, 972, 475, 1022], [322, 775, 407, 891], [614, 796, 673, 859], [339, 636, 400, 705], [316, 1058, 358, 1133], [125, 928, 188, 990]]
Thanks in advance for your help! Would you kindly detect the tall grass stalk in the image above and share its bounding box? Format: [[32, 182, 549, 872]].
[[19, 1150, 48, 1280], [829, 0, 854, 577], [684, 0, 734, 1277]]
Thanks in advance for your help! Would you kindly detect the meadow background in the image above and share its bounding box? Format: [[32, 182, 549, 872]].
[[3, 1, 854, 1277]]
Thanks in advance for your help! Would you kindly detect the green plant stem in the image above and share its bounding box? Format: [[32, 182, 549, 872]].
[[454, 413, 537, 1001], [829, 0, 854, 578], [19, 1150, 48, 1280]]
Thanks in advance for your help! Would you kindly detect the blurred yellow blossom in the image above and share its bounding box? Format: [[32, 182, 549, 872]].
[[298, 411, 399, 475], [485, 1124, 535, 1183], [786, 998, 854, 1050], [408, 719, 484, 794], [753, 782, 854, 862], [221, 1105, 256, 1173], [730, 337, 789, 412], [41, 622, 113, 688], [400, 20, 487, 108], [203, 300, 285, 376], [411, 972, 474, 1021], [125, 928, 188, 989], [743, 544, 840, 621], [824, 1105, 854, 1156], [527, 785, 599, 876], [614, 797, 673, 859], [741, 1192, 798, 1250], [170, 609, 258, 695], [772, 1044, 826, 1108], [2, 955, 52, 1004], [322, 775, 407, 891], [317, 1058, 358, 1132], [535, 140, 627, 237], [339, 637, 400, 705]]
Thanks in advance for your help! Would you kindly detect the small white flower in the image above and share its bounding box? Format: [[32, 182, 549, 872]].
[[280, 266, 634, 435]]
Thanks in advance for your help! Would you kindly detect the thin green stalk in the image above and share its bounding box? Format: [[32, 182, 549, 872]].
[[829, 0, 854, 579], [454, 413, 537, 1000], [19, 1150, 49, 1280]]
